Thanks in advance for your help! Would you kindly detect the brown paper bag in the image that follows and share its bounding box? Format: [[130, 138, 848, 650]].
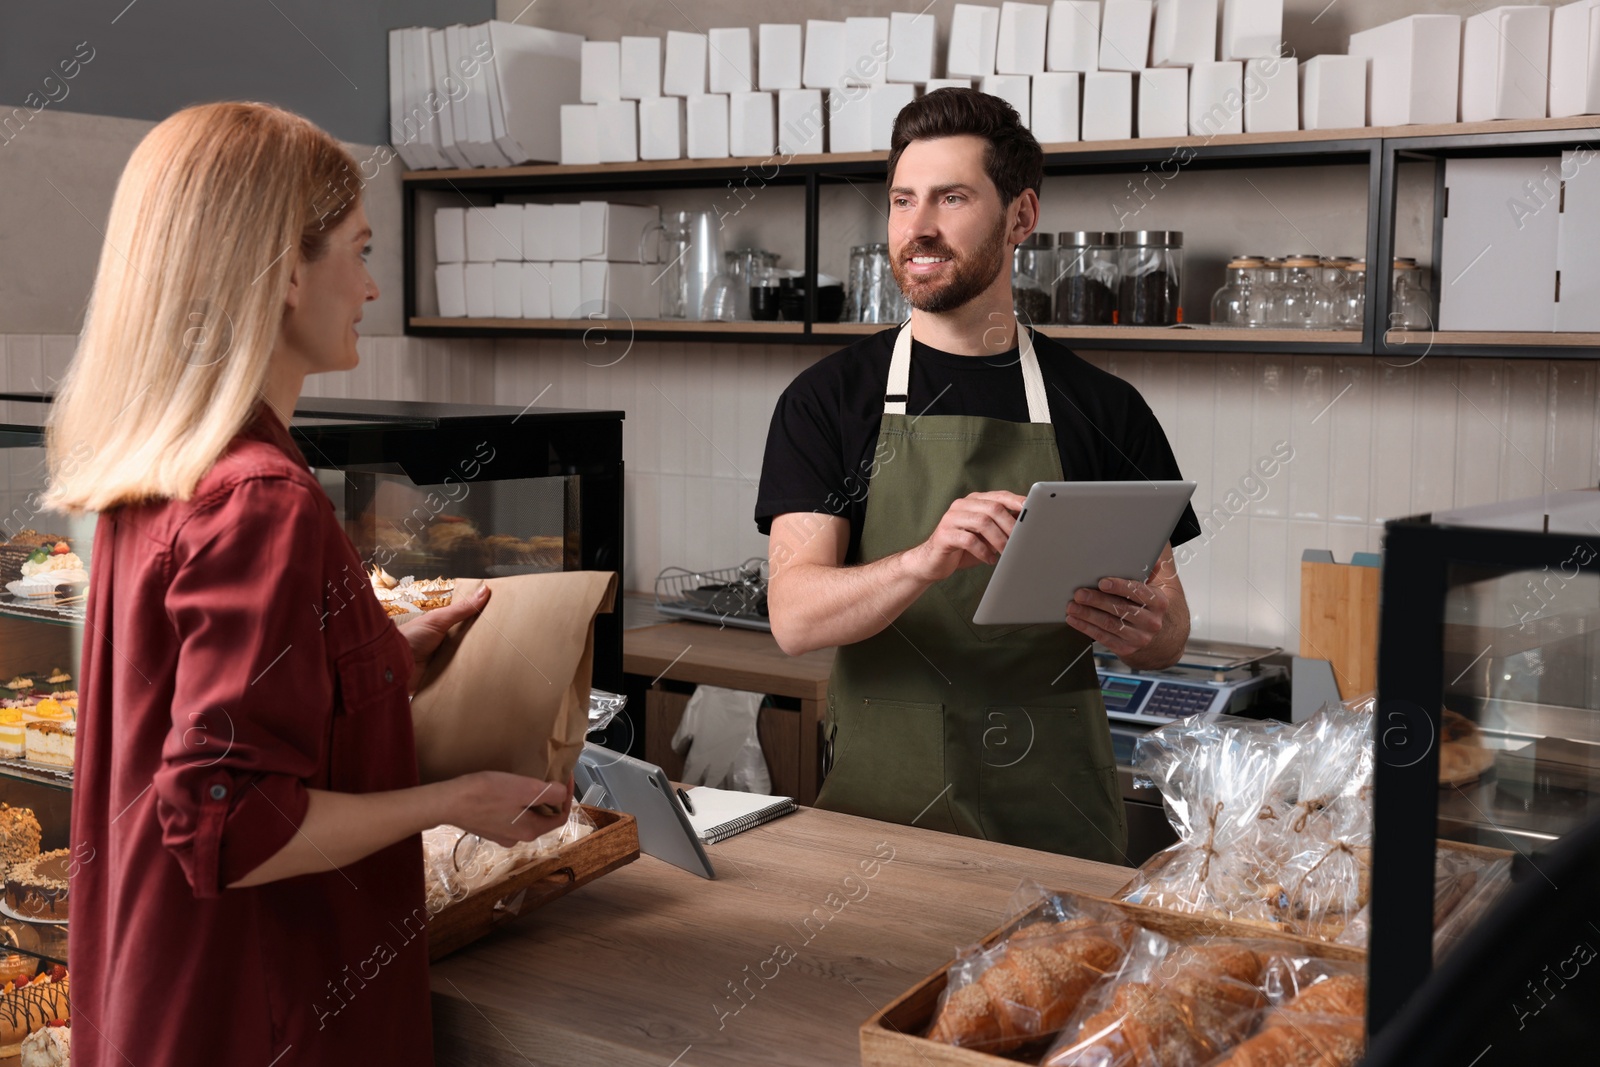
[[410, 571, 618, 792]]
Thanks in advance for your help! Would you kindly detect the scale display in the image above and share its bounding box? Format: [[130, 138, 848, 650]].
[[1098, 671, 1229, 723]]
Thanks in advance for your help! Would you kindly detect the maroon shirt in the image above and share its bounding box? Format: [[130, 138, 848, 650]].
[[70, 407, 432, 1066]]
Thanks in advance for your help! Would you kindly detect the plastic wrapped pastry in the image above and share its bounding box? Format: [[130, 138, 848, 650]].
[[421, 805, 596, 915]]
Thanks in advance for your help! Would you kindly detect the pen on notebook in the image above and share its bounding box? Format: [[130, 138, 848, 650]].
[[676, 787, 695, 815]]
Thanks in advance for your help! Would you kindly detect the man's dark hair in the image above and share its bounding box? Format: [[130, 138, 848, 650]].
[[886, 87, 1045, 206]]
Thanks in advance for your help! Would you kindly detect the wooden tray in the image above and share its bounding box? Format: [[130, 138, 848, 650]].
[[427, 805, 638, 961], [859, 889, 1363, 1067]]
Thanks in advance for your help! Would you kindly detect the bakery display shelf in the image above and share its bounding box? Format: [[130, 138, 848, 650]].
[[0, 598, 82, 628], [0, 763, 68, 792], [426, 804, 638, 962]]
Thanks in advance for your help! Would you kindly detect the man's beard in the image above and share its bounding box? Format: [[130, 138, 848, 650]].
[[890, 211, 1011, 314]]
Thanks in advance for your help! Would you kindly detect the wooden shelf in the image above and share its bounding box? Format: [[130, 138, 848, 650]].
[[1384, 115, 1600, 142], [1385, 330, 1600, 348], [1041, 326, 1362, 344], [408, 317, 806, 334]]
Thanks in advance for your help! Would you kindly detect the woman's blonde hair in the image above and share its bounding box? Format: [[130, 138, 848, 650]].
[[44, 101, 361, 513]]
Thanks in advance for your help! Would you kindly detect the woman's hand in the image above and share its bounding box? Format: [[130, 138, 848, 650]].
[[447, 771, 574, 847], [397, 583, 490, 691]]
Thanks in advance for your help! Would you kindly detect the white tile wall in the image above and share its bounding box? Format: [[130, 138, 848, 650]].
[[14, 331, 1600, 652]]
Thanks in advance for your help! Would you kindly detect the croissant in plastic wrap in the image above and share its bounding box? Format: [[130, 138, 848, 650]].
[[1213, 973, 1367, 1067], [925, 896, 1136, 1054]]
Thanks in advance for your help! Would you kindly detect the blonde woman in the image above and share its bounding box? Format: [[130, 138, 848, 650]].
[[46, 103, 570, 1066]]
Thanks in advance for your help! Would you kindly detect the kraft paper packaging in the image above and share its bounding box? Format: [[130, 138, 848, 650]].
[[410, 571, 618, 802]]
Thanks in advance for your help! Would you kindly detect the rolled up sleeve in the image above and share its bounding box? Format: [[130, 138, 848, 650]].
[[155, 476, 334, 897]]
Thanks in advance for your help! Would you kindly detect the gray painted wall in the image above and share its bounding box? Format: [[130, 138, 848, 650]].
[[0, 0, 492, 146]]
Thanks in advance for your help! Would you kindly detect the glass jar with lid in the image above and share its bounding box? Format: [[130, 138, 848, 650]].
[[1391, 258, 1432, 330], [1338, 260, 1367, 329], [1250, 257, 1285, 326], [1210, 256, 1263, 326], [1274, 254, 1333, 328], [1055, 231, 1119, 325], [1117, 230, 1183, 326], [1012, 233, 1055, 324]]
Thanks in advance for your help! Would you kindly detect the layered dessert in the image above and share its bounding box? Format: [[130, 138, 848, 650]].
[[5, 850, 68, 921], [22, 723, 72, 769]]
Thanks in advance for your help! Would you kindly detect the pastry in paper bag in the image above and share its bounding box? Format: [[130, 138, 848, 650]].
[[410, 571, 618, 800]]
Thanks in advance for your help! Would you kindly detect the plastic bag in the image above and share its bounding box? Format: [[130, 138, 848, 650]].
[[421, 805, 597, 915], [1333, 845, 1513, 961], [1120, 700, 1378, 941], [924, 885, 1136, 1054], [671, 685, 772, 793], [587, 689, 627, 733]]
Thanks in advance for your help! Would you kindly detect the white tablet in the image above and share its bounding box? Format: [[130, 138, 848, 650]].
[[972, 480, 1196, 626], [573, 743, 716, 879]]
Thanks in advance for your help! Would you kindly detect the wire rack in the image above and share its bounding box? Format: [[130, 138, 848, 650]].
[[654, 558, 771, 631]]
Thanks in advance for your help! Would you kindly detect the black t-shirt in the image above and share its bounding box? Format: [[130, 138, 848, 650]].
[[755, 327, 1203, 564]]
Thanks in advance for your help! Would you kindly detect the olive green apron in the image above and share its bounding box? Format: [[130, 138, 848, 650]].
[[815, 317, 1128, 865]]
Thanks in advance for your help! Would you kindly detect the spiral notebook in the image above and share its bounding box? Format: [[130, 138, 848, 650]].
[[683, 786, 796, 844]]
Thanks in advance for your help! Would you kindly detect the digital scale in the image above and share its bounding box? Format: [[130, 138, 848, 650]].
[[1096, 639, 1287, 727]]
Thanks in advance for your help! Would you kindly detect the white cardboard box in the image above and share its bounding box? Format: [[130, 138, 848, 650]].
[[997, 3, 1051, 75], [778, 89, 826, 155], [482, 21, 585, 165], [1348, 14, 1462, 126], [686, 94, 731, 158], [464, 206, 499, 262], [1101, 1, 1155, 72], [1439, 157, 1559, 330], [464, 262, 495, 318], [1152, 0, 1218, 68], [1190, 61, 1244, 135], [596, 101, 638, 163], [1459, 6, 1550, 121], [435, 263, 467, 317], [803, 19, 848, 89], [1032, 71, 1082, 141], [581, 41, 622, 103], [521, 204, 551, 261], [730, 91, 776, 156], [871, 83, 919, 150], [549, 204, 582, 262], [663, 31, 708, 96], [549, 262, 583, 318], [579, 201, 660, 262], [1083, 70, 1134, 138], [927, 78, 975, 91], [1139, 67, 1189, 137], [620, 36, 662, 100], [520, 262, 553, 319], [494, 203, 524, 259], [1300, 54, 1368, 129], [828, 87, 873, 152], [1221, 0, 1283, 61], [1556, 148, 1600, 328], [982, 74, 1033, 125], [949, 4, 1001, 78], [1551, 0, 1600, 118], [640, 97, 686, 159], [709, 27, 754, 94], [580, 262, 656, 319], [1244, 55, 1297, 132], [1048, 2, 1102, 72], [434, 207, 466, 263], [493, 261, 522, 318], [888, 12, 937, 84], [844, 17, 890, 85], [560, 104, 601, 165], [760, 24, 803, 90]]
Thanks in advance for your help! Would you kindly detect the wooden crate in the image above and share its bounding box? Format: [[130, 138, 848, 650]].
[[859, 889, 1364, 1067], [428, 805, 638, 961]]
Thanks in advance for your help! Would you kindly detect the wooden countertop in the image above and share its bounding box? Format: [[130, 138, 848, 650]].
[[624, 620, 834, 702], [430, 805, 1132, 1066]]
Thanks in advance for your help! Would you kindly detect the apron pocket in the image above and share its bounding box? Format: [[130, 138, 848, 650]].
[[975, 705, 1126, 863], [818, 698, 950, 828]]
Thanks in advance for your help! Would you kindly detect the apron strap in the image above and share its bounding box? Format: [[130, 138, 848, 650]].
[[885, 315, 1052, 423]]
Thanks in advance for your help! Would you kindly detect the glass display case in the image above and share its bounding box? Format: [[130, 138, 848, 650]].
[[1370, 490, 1600, 1033], [0, 392, 623, 980]]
